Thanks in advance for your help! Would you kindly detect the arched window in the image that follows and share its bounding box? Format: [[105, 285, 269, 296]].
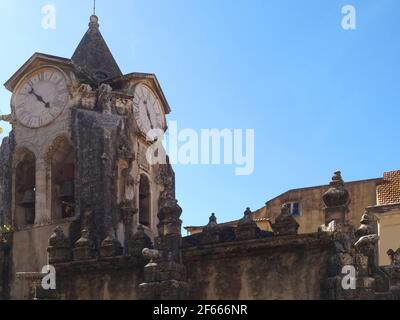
[[47, 137, 76, 220], [139, 174, 151, 227], [15, 149, 36, 227]]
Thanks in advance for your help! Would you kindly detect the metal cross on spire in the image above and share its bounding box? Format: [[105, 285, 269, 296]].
[[93, 0, 96, 15]]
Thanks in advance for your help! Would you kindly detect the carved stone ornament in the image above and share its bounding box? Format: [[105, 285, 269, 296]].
[[126, 225, 153, 257], [322, 171, 350, 208], [387, 248, 400, 266], [100, 230, 123, 258], [272, 204, 299, 236], [98, 83, 113, 114], [47, 226, 71, 264], [73, 228, 95, 261]]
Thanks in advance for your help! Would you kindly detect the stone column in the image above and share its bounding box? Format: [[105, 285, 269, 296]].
[[35, 158, 51, 224], [138, 160, 187, 300], [320, 171, 392, 300]]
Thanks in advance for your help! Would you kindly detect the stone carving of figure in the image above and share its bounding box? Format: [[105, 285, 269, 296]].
[[98, 83, 113, 114]]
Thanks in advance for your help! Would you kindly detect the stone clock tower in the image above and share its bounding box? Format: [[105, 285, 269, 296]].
[[0, 15, 180, 299]]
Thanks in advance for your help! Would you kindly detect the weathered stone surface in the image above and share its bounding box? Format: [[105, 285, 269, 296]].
[[272, 204, 300, 236], [184, 233, 333, 300], [126, 225, 153, 257], [322, 171, 350, 226], [71, 15, 122, 82], [47, 226, 72, 264], [73, 229, 95, 261], [235, 208, 261, 241], [0, 135, 15, 226], [100, 231, 123, 258]]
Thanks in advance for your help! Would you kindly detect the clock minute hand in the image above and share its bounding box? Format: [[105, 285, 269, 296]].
[[146, 109, 154, 130], [29, 88, 51, 108]]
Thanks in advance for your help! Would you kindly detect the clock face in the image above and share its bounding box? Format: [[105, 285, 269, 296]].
[[133, 84, 165, 139], [13, 68, 69, 128]]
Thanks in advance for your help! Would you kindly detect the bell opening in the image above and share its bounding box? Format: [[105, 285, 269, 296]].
[[15, 149, 36, 227], [50, 138, 76, 220]]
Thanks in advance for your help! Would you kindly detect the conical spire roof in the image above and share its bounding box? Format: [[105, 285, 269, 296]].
[[71, 15, 122, 81]]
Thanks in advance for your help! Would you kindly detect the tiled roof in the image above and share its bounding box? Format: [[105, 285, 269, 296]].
[[377, 170, 400, 205]]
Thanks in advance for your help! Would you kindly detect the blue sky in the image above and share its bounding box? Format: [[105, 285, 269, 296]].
[[1, 0, 399, 228]]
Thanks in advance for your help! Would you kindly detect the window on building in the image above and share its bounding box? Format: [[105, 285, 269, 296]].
[[139, 174, 151, 227], [285, 202, 301, 217]]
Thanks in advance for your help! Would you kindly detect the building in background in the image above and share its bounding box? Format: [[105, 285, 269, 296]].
[[186, 170, 400, 266], [367, 171, 400, 265]]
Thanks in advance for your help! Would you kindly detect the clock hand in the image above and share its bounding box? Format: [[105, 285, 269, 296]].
[[28, 88, 51, 108], [146, 109, 154, 130]]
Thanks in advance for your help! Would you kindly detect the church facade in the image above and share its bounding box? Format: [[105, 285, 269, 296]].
[[0, 15, 399, 300]]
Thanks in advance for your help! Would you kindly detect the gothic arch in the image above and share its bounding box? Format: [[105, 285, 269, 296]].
[[44, 135, 76, 220], [12, 146, 37, 169], [13, 147, 36, 227], [43, 134, 73, 166]]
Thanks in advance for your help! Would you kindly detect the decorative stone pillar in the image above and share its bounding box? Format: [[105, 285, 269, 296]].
[[120, 200, 137, 248], [321, 172, 392, 300], [272, 204, 299, 236], [35, 158, 50, 224], [138, 160, 187, 300], [47, 226, 72, 264]]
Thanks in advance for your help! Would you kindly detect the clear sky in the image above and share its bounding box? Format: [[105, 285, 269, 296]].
[[0, 0, 399, 228]]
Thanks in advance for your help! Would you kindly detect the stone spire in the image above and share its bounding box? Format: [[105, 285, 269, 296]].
[[71, 15, 122, 82]]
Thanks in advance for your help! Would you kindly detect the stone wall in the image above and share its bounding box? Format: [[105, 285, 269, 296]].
[[28, 232, 332, 300], [183, 233, 333, 300], [50, 257, 145, 300]]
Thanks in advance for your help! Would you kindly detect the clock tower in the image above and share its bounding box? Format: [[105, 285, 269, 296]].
[[0, 14, 177, 299]]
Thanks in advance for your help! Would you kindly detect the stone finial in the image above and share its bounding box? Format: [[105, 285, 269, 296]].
[[238, 208, 255, 226], [199, 213, 221, 244], [235, 208, 260, 241], [100, 230, 122, 258], [272, 204, 299, 236], [89, 15, 99, 29], [322, 171, 350, 208], [387, 248, 400, 266], [322, 171, 350, 226], [126, 225, 153, 257], [157, 198, 183, 237], [47, 226, 71, 264], [204, 213, 218, 230], [73, 228, 95, 261]]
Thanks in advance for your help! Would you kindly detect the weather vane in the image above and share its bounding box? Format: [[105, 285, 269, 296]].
[[93, 0, 96, 15]]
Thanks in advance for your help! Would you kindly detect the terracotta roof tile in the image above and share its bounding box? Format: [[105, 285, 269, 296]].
[[377, 170, 400, 205]]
